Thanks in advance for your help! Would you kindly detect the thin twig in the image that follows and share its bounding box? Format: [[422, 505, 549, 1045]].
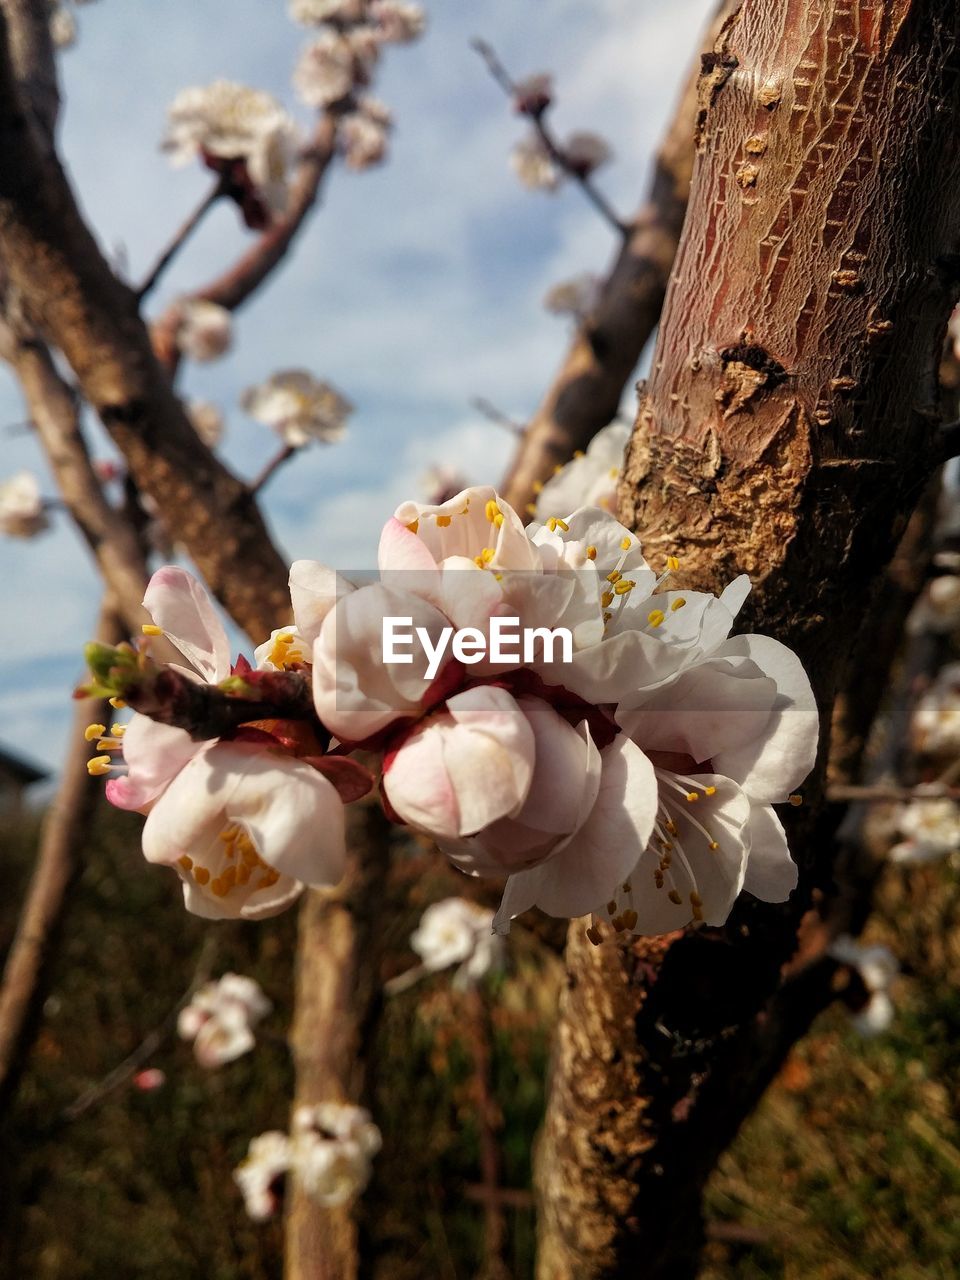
[[464, 986, 507, 1277], [250, 444, 298, 494], [471, 396, 525, 437], [61, 934, 218, 1122], [136, 177, 227, 303], [471, 38, 629, 238], [826, 782, 960, 803]]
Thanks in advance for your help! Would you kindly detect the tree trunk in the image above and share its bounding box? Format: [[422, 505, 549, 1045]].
[[535, 2, 960, 1275]]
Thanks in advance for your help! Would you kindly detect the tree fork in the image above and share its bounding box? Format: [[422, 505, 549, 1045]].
[[535, 3, 960, 1276]]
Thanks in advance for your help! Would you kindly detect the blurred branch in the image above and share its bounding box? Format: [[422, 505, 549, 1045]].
[[0, 18, 290, 639], [498, 0, 738, 514], [136, 175, 227, 303], [151, 115, 339, 376], [471, 38, 628, 238], [471, 396, 525, 438], [61, 933, 217, 1123], [0, 600, 122, 1110], [0, 0, 58, 142], [251, 443, 297, 495]]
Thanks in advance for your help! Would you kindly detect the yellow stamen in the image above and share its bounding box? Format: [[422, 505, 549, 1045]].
[[193, 866, 210, 886], [141, 623, 163, 636], [110, 724, 126, 738], [602, 611, 612, 623], [686, 791, 699, 803], [647, 609, 666, 627], [553, 463, 563, 475], [586, 924, 603, 946], [585, 545, 597, 560], [606, 899, 618, 915], [84, 723, 106, 742], [532, 481, 543, 494], [667, 889, 683, 906], [95, 739, 122, 752], [547, 517, 558, 532], [109, 697, 126, 710], [789, 793, 803, 807], [620, 536, 631, 551], [573, 449, 584, 458], [666, 555, 680, 572], [601, 591, 614, 609], [406, 519, 419, 533], [493, 512, 504, 528], [614, 579, 635, 596], [606, 570, 622, 584], [525, 503, 537, 516], [708, 841, 719, 851], [704, 785, 716, 796], [671, 597, 686, 611], [485, 499, 499, 523], [178, 855, 193, 871], [621, 908, 638, 932], [555, 517, 569, 532], [87, 755, 112, 777], [435, 515, 451, 528]]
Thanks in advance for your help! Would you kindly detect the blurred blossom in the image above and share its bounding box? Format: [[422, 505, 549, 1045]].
[[178, 973, 272, 1068], [563, 130, 613, 177], [828, 935, 899, 1037], [175, 299, 233, 363], [340, 99, 392, 169], [912, 663, 960, 757], [891, 796, 960, 865], [419, 463, 468, 505], [410, 897, 505, 988], [133, 1068, 167, 1092], [291, 1104, 382, 1207], [534, 420, 629, 520], [950, 305, 960, 363], [513, 72, 553, 115], [234, 1131, 292, 1221], [0, 471, 50, 539], [543, 272, 602, 322], [49, 4, 77, 48], [163, 81, 300, 220], [370, 0, 426, 43], [293, 29, 377, 107], [242, 370, 353, 447], [906, 574, 960, 635], [187, 400, 225, 448], [289, 0, 366, 22], [510, 133, 560, 191]]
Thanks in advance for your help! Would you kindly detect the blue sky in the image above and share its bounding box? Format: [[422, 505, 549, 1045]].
[[0, 0, 714, 772]]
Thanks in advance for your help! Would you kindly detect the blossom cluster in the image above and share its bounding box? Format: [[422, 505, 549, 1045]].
[[178, 973, 272, 1068], [87, 483, 817, 940], [235, 1103, 381, 1220]]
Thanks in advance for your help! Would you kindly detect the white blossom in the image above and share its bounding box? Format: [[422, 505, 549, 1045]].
[[293, 29, 377, 108], [49, 4, 76, 48], [543, 273, 602, 322], [163, 81, 300, 218], [534, 421, 628, 519], [0, 472, 50, 539], [241, 370, 353, 447], [340, 99, 391, 169], [187, 399, 224, 448], [420, 464, 468, 505], [234, 1131, 292, 1221], [410, 897, 504, 987], [891, 796, 960, 865], [912, 663, 960, 757], [828, 935, 899, 1036], [563, 131, 612, 176], [291, 1104, 381, 1207], [178, 973, 272, 1068], [907, 574, 960, 635], [175, 299, 233, 363], [369, 0, 426, 43], [289, 0, 366, 23], [510, 133, 560, 192]]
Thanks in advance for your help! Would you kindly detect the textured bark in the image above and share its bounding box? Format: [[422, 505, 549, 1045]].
[[0, 16, 289, 639], [284, 804, 391, 1280], [536, 3, 960, 1276], [0, 0, 57, 141], [500, 0, 737, 515]]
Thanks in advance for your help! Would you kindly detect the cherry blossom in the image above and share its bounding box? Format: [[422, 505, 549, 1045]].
[[175, 299, 233, 363], [178, 973, 272, 1068], [49, 4, 76, 48], [291, 1104, 382, 1207], [912, 663, 960, 757], [408, 897, 504, 987], [534, 421, 628, 519], [340, 98, 392, 169], [186, 399, 224, 448], [234, 1131, 292, 1221], [907, 574, 960, 635], [241, 370, 353, 447], [0, 471, 50, 539], [510, 133, 561, 191], [370, 0, 426, 43], [543, 272, 602, 323], [293, 29, 377, 107], [891, 796, 960, 865], [828, 935, 899, 1036], [289, 0, 366, 23]]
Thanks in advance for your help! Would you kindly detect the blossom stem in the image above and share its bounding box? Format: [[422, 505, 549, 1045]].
[[470, 37, 629, 238], [250, 444, 298, 494], [136, 177, 228, 303]]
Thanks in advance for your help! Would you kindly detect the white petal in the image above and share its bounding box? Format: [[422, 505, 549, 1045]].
[[742, 803, 797, 902], [143, 566, 232, 682]]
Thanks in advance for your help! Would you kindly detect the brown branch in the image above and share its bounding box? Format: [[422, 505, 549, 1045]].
[[536, 1, 960, 1274], [0, 16, 289, 640], [471, 38, 629, 238], [0, 0, 58, 141], [0, 600, 122, 1108], [498, 0, 738, 514], [251, 443, 298, 494], [136, 176, 227, 303], [151, 115, 339, 376]]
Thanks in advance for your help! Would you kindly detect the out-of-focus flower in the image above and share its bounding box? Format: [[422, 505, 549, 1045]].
[[178, 973, 272, 1068], [534, 421, 628, 519], [510, 133, 560, 191], [543, 273, 602, 323], [563, 131, 612, 177], [234, 1131, 292, 1221], [293, 29, 378, 107], [409, 897, 504, 987], [163, 81, 300, 223], [49, 4, 76, 48], [949, 305, 960, 363], [0, 472, 50, 539], [175, 299, 233, 363], [241, 370, 353, 447], [891, 796, 960, 865], [828, 935, 899, 1036], [340, 99, 392, 169], [369, 0, 426, 43], [187, 399, 225, 448], [291, 1104, 381, 1206], [420, 464, 468, 506], [513, 72, 553, 115], [912, 663, 960, 757], [133, 1068, 167, 1092], [289, 0, 366, 22], [907, 574, 960, 635]]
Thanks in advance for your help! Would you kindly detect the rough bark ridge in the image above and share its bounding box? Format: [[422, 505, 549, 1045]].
[[536, 3, 960, 1277]]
